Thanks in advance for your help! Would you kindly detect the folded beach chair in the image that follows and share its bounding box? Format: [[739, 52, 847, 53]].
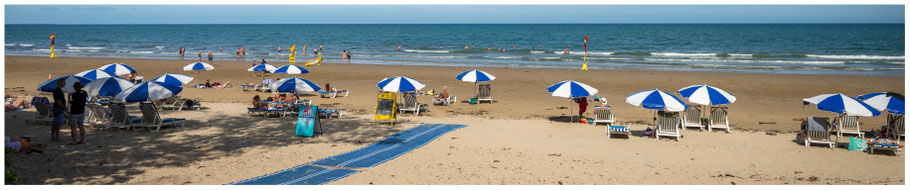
[[137, 103, 186, 132], [477, 84, 493, 103], [108, 103, 142, 131], [655, 111, 682, 141], [433, 96, 457, 106], [682, 106, 704, 131], [399, 92, 426, 115], [158, 96, 180, 110], [836, 114, 864, 138], [803, 117, 836, 149], [708, 106, 730, 132], [592, 106, 615, 126]]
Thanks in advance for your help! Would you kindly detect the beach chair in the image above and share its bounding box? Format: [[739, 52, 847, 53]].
[[433, 96, 457, 106], [108, 103, 141, 131], [803, 117, 836, 149], [158, 96, 180, 110], [889, 114, 904, 142], [137, 103, 186, 132], [836, 114, 864, 138], [173, 98, 201, 111], [26, 102, 54, 124], [398, 92, 426, 115], [655, 111, 682, 141], [477, 84, 493, 103], [708, 106, 730, 132], [319, 90, 349, 98], [84, 103, 112, 128], [592, 107, 615, 126], [868, 114, 904, 156], [682, 106, 704, 131], [606, 125, 630, 138]]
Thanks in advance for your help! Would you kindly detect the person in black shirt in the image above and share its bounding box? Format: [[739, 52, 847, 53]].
[[68, 82, 88, 145], [51, 79, 67, 142]]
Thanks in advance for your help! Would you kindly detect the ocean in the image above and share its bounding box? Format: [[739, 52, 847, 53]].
[[4, 24, 905, 76]]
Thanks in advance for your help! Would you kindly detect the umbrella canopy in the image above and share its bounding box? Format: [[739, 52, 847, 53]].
[[272, 64, 310, 74], [184, 62, 214, 71], [803, 93, 881, 117], [74, 69, 116, 80], [677, 84, 736, 105], [98, 63, 136, 75], [626, 89, 688, 112], [546, 80, 598, 98], [269, 77, 321, 93], [152, 73, 194, 86], [38, 75, 94, 93], [114, 81, 183, 103], [247, 63, 278, 72], [84, 77, 134, 97], [857, 92, 905, 115], [377, 76, 425, 92], [456, 69, 496, 83]]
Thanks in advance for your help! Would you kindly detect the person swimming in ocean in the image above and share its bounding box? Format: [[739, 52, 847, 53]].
[[464, 45, 468, 50], [197, 50, 202, 61], [563, 46, 569, 54], [277, 44, 282, 53], [397, 44, 402, 51]]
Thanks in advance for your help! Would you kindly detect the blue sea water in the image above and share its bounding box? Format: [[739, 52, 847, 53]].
[[4, 24, 905, 76]]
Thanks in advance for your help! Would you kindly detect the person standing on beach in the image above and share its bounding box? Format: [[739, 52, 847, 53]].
[[179, 47, 185, 60], [346, 50, 352, 64], [197, 51, 202, 62], [207, 50, 214, 64], [341, 50, 347, 63], [68, 82, 87, 145], [51, 79, 66, 142], [236, 48, 241, 61]]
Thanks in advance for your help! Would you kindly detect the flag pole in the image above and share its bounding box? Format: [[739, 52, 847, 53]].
[[581, 34, 588, 71]]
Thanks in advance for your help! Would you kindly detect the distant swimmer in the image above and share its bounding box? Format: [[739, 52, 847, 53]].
[[220, 46, 223, 53], [541, 45, 544, 48], [511, 45, 515, 49], [440, 46, 443, 49], [488, 47, 492, 52], [197, 50, 202, 62], [313, 48, 318, 56], [241, 46, 246, 58], [277, 44, 282, 53], [235, 48, 241, 61], [302, 44, 308, 57], [464, 45, 468, 50], [398, 44, 402, 51], [208, 50, 214, 64], [319, 44, 323, 52], [563, 46, 569, 55]]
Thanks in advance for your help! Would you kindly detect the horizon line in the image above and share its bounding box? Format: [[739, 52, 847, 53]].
[[5, 22, 906, 25]]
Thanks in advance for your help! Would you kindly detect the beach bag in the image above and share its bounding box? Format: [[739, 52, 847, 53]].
[[296, 106, 320, 137], [848, 137, 867, 151], [469, 98, 478, 104]]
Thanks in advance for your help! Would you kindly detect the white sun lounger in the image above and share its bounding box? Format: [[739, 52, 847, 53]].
[[682, 106, 704, 131], [137, 103, 186, 132], [656, 111, 682, 141], [592, 107, 615, 126], [803, 117, 836, 149], [708, 106, 730, 132], [836, 114, 864, 138]]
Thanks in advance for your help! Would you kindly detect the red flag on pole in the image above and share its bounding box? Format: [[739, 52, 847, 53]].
[[50, 33, 55, 46]]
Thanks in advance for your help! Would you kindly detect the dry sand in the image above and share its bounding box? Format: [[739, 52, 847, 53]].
[[3, 56, 905, 185]]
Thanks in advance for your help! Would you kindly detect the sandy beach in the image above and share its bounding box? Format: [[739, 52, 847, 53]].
[[3, 56, 905, 185]]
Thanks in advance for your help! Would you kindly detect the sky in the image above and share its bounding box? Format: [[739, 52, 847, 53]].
[[4, 5, 905, 24]]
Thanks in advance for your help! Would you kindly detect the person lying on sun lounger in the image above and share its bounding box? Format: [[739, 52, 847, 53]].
[[252, 95, 269, 109], [5, 136, 46, 154], [5, 94, 30, 112], [432, 86, 451, 105]]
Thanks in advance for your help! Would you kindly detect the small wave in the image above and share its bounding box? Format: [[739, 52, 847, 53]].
[[644, 58, 845, 65], [530, 50, 547, 54], [611, 52, 652, 56], [846, 61, 905, 65], [652, 52, 717, 57], [806, 54, 905, 60], [19, 44, 35, 47], [751, 54, 807, 58], [155, 46, 166, 50], [555, 51, 613, 56], [31, 48, 51, 52], [486, 56, 520, 59], [5, 44, 16, 47], [66, 44, 72, 47], [130, 51, 155, 54], [403, 49, 449, 53], [69, 46, 107, 50]]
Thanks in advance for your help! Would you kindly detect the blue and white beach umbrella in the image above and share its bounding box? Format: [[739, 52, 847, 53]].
[[98, 63, 136, 75], [38, 75, 93, 93], [677, 84, 736, 105], [152, 73, 194, 86], [114, 81, 183, 103], [272, 64, 309, 74], [626, 89, 688, 112], [83, 77, 134, 97], [456, 69, 496, 83], [803, 93, 881, 117], [74, 69, 116, 80], [184, 62, 214, 71], [247, 63, 278, 72], [269, 77, 321, 93], [377, 76, 426, 92], [857, 92, 904, 115], [546, 80, 598, 98]]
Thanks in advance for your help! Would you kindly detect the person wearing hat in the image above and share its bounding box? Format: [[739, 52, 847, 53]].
[[68, 82, 88, 145], [594, 96, 609, 108]]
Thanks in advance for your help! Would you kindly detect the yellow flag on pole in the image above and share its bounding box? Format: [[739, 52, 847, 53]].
[[289, 44, 296, 64], [50, 33, 57, 58], [581, 35, 588, 71]]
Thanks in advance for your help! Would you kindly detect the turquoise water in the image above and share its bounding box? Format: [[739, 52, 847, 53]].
[[5, 24, 905, 76]]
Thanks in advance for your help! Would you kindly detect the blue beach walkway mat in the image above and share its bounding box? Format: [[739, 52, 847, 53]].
[[231, 165, 359, 185], [310, 124, 466, 168], [296, 106, 320, 137]]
